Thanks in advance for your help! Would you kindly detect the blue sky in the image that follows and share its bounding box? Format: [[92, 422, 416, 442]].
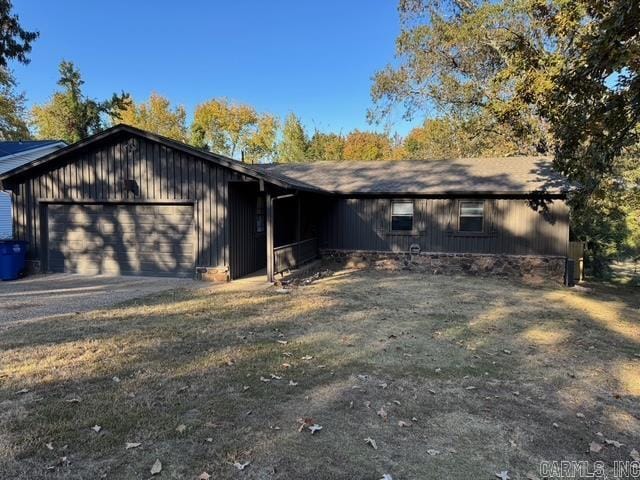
[[11, 0, 426, 137]]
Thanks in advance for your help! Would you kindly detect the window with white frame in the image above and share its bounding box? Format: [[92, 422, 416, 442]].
[[391, 200, 414, 231], [459, 200, 484, 232]]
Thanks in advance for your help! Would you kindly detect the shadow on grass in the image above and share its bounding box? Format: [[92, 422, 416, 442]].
[[0, 269, 639, 479]]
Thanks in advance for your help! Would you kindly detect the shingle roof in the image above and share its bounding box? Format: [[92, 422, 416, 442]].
[[254, 157, 569, 195]]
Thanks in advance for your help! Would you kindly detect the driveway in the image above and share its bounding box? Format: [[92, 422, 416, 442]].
[[0, 274, 199, 327]]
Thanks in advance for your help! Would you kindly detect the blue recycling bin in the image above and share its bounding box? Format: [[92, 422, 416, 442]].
[[0, 240, 28, 281]]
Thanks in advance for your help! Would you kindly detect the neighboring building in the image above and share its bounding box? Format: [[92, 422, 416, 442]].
[[0, 124, 570, 282], [0, 140, 67, 239]]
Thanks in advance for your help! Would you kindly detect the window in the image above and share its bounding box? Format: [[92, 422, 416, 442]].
[[391, 200, 414, 231], [256, 196, 266, 234], [459, 200, 484, 232]]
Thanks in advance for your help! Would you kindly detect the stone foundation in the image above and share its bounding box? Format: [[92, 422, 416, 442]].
[[196, 266, 230, 282], [320, 249, 566, 285]]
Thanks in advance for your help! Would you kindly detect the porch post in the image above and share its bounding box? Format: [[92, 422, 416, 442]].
[[296, 194, 301, 261], [266, 192, 274, 282]]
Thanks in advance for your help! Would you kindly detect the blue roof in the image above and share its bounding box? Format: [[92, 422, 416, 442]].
[[0, 140, 62, 157]]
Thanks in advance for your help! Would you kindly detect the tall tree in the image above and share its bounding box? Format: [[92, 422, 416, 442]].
[[403, 117, 521, 159], [307, 131, 345, 161], [343, 130, 394, 161], [373, 0, 640, 269], [0, 67, 29, 140], [117, 92, 188, 142], [278, 113, 308, 162], [191, 98, 278, 163], [32, 61, 130, 143], [0, 0, 39, 66]]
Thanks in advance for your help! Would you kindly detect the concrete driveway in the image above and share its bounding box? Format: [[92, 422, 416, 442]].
[[0, 274, 199, 328]]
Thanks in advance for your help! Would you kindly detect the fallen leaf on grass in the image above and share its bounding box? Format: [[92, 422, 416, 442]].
[[301, 356, 313, 360], [630, 449, 640, 461], [495, 471, 510, 480], [288, 380, 298, 386], [377, 407, 388, 421], [243, 386, 250, 391], [199, 473, 211, 480], [576, 412, 585, 419], [398, 420, 411, 428], [378, 383, 388, 389], [259, 376, 271, 383], [428, 389, 436, 395], [604, 439, 624, 448], [112, 376, 120, 383], [234, 461, 250, 470], [176, 424, 187, 433], [427, 449, 440, 455], [16, 388, 29, 395], [270, 374, 282, 380], [364, 437, 378, 450], [125, 442, 141, 450], [277, 340, 288, 345], [65, 397, 81, 403], [45, 443, 54, 450], [282, 363, 291, 368], [91, 425, 102, 433], [590, 441, 603, 453], [150, 459, 162, 475], [380, 475, 393, 480], [308, 424, 323, 435]]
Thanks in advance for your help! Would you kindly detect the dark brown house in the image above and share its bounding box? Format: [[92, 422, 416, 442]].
[[0, 124, 571, 283]]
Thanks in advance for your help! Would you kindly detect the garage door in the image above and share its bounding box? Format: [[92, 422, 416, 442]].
[[48, 203, 194, 277]]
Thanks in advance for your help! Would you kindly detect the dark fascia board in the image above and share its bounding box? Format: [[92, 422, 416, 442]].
[[0, 124, 323, 193], [327, 191, 567, 198]]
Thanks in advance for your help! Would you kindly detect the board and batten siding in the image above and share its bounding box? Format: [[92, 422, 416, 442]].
[[0, 191, 12, 239], [319, 197, 569, 256], [9, 133, 254, 270]]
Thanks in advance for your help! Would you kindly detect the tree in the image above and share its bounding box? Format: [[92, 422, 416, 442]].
[[0, 0, 39, 66], [0, 67, 29, 140], [403, 117, 521, 159], [32, 61, 130, 143], [307, 131, 345, 161], [277, 113, 308, 162], [117, 92, 188, 142], [343, 130, 393, 161], [372, 0, 640, 269], [191, 98, 278, 163]]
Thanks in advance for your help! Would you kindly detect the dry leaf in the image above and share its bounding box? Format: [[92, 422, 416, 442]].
[[282, 363, 291, 368], [465, 386, 476, 390], [308, 424, 323, 434], [92, 425, 102, 433], [199, 473, 211, 480], [364, 401, 371, 409], [65, 397, 81, 403], [288, 380, 298, 386], [277, 340, 288, 345], [427, 449, 440, 455], [552, 422, 559, 429], [398, 420, 411, 428], [150, 459, 162, 475], [16, 388, 29, 394], [393, 400, 401, 405], [590, 441, 603, 453], [46, 442, 54, 450], [378, 383, 388, 389], [206, 437, 213, 442], [503, 349, 512, 355], [576, 412, 585, 419], [428, 389, 436, 395], [495, 471, 510, 480], [176, 424, 187, 433], [301, 355, 313, 360], [283, 352, 293, 357], [233, 461, 250, 470], [125, 442, 141, 449], [270, 374, 282, 380], [377, 407, 388, 421], [604, 439, 624, 448], [364, 437, 378, 450], [630, 449, 640, 461], [112, 376, 121, 383], [243, 386, 250, 391], [380, 475, 393, 480], [259, 376, 271, 383]]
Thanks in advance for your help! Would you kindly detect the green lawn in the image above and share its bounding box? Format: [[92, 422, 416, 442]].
[[1, 270, 638, 479]]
